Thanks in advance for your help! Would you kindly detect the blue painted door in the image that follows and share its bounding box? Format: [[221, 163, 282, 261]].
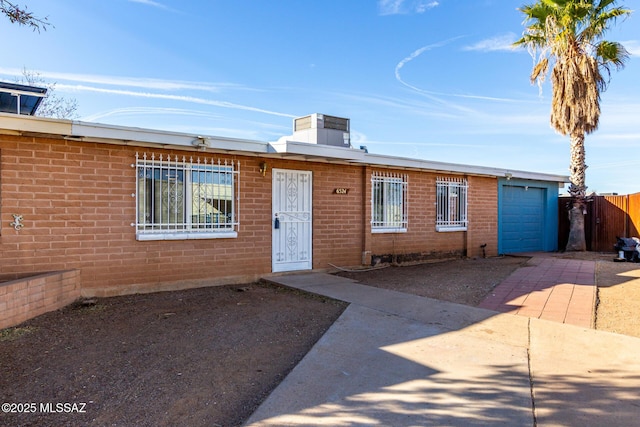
[[501, 186, 545, 253]]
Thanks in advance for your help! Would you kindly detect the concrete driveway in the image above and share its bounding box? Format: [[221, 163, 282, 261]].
[[246, 265, 640, 426]]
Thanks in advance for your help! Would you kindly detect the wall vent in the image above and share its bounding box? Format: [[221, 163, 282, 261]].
[[294, 115, 312, 131], [322, 115, 349, 131]]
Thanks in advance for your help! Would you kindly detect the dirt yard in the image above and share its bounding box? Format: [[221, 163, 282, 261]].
[[335, 256, 529, 306], [0, 284, 347, 427], [595, 258, 640, 336], [1, 253, 638, 426]]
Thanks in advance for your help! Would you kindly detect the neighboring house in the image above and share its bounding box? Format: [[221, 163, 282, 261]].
[[0, 81, 47, 116], [0, 111, 567, 326]]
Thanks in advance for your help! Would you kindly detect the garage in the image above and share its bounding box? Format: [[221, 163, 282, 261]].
[[498, 179, 560, 254]]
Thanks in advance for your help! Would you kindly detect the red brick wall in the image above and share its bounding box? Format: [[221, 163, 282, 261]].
[[0, 134, 498, 298], [366, 170, 498, 263], [466, 176, 498, 258], [310, 162, 364, 269], [0, 135, 273, 295]]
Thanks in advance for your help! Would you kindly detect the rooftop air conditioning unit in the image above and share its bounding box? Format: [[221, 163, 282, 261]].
[[291, 113, 350, 147]]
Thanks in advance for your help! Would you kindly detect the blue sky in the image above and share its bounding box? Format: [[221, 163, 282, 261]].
[[1, 0, 639, 194]]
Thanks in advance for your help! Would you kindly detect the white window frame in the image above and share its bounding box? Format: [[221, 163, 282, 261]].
[[371, 171, 408, 233], [134, 153, 240, 241], [436, 176, 468, 232]]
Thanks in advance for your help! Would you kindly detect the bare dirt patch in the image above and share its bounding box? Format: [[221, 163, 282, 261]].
[[335, 256, 529, 306], [0, 282, 346, 427], [595, 260, 640, 337], [1, 253, 638, 426]]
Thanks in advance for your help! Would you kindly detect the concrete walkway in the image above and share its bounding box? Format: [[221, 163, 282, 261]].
[[245, 258, 640, 427]]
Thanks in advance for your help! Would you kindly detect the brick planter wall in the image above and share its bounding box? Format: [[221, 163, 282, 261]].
[[0, 270, 80, 329]]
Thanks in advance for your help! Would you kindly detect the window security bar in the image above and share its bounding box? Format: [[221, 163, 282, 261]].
[[134, 153, 240, 236], [436, 176, 468, 230], [371, 170, 408, 231]]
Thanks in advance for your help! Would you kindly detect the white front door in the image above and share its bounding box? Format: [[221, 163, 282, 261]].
[[272, 169, 312, 272]]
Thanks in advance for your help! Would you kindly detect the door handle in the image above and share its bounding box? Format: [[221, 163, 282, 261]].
[[274, 213, 280, 229]]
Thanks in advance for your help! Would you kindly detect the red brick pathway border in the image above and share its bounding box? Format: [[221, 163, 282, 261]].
[[478, 257, 596, 328]]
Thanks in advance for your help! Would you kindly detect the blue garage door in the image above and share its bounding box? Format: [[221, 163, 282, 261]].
[[501, 186, 545, 253]]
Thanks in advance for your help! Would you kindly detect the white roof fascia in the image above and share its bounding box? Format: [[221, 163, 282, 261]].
[[362, 152, 569, 183], [0, 87, 47, 98], [71, 121, 269, 154], [269, 139, 366, 161], [0, 113, 72, 135], [267, 140, 567, 183], [0, 114, 269, 154], [0, 114, 568, 183]]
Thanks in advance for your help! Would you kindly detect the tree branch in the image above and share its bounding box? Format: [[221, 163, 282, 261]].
[[1, 0, 50, 32]]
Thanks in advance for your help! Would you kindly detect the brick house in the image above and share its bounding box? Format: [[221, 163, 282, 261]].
[[0, 112, 567, 328]]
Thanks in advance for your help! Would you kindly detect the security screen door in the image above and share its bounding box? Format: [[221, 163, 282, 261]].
[[272, 169, 312, 272]]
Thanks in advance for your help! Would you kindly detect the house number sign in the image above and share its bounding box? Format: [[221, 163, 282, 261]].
[[334, 188, 350, 195]]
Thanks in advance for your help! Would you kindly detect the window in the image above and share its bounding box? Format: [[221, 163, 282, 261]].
[[134, 153, 239, 240], [371, 171, 408, 232], [436, 177, 468, 231]]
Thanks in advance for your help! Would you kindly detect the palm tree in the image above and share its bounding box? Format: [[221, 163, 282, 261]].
[[514, 0, 632, 251]]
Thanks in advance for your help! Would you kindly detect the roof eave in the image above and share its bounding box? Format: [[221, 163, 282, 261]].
[[269, 139, 366, 162], [0, 113, 270, 155], [361, 152, 569, 183], [0, 114, 569, 184], [71, 121, 269, 154]]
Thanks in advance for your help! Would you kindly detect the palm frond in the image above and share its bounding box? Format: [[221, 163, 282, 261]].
[[596, 40, 629, 70], [515, 0, 630, 113], [531, 58, 549, 84], [581, 4, 632, 43]]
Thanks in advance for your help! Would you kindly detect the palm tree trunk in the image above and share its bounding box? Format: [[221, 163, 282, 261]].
[[566, 132, 587, 251]]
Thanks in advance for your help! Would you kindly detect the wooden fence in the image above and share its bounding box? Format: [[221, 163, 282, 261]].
[[558, 193, 640, 252]]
